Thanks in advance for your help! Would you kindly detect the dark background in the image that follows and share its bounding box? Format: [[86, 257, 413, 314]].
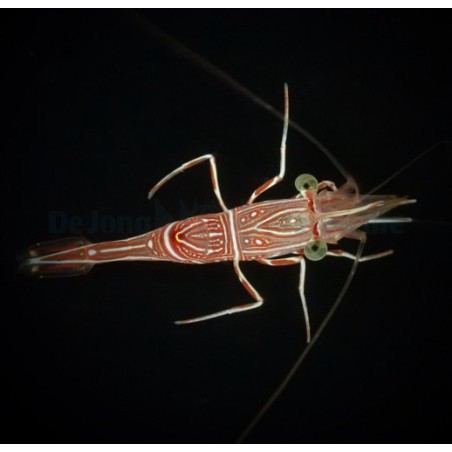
[[2, 10, 452, 443]]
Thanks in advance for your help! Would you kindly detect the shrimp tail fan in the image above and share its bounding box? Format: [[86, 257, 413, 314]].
[[19, 237, 94, 279]]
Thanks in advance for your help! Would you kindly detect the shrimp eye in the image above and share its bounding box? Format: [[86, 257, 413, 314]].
[[305, 240, 328, 261], [295, 173, 318, 192]]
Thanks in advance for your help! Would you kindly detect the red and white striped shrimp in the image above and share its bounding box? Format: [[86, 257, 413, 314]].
[[21, 85, 414, 348], [19, 23, 421, 441], [15, 14, 452, 444]]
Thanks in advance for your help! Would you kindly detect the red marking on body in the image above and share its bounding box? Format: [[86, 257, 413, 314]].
[[168, 225, 180, 249], [312, 222, 320, 239]]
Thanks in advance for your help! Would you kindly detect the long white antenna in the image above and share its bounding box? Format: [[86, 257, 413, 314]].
[[368, 141, 451, 194], [125, 14, 430, 443], [126, 13, 356, 189], [236, 234, 367, 442]]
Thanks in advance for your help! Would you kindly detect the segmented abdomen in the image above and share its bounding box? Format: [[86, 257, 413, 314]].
[[148, 212, 234, 264]]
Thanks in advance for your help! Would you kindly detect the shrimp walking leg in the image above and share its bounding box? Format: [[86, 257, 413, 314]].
[[326, 249, 394, 262], [174, 260, 263, 324], [147, 154, 228, 212], [247, 84, 289, 204], [257, 256, 310, 342]]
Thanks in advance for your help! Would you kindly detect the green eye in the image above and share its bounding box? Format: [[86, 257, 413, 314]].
[[295, 173, 318, 192], [305, 240, 328, 261]]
